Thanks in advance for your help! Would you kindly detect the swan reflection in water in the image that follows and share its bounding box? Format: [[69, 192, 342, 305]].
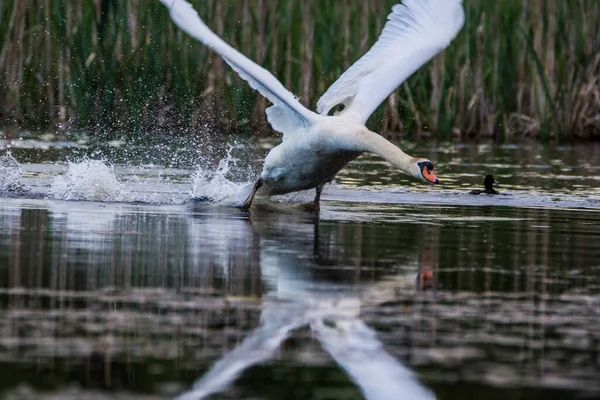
[[180, 203, 435, 400]]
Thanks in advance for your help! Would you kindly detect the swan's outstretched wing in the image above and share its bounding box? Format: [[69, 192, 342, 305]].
[[160, 0, 320, 135], [317, 0, 464, 124]]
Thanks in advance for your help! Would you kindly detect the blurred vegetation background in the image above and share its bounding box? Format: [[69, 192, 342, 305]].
[[0, 0, 599, 141]]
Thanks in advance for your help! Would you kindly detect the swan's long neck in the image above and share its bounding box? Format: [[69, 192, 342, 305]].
[[358, 131, 415, 174]]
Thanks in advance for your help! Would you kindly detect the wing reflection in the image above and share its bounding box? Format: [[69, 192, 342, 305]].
[[312, 317, 435, 400], [1, 200, 599, 397], [180, 205, 434, 400]]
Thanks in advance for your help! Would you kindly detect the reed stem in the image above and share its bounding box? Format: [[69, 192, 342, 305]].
[[0, 0, 598, 140]]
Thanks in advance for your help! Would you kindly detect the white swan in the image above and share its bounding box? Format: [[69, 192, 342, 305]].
[[160, 0, 465, 209]]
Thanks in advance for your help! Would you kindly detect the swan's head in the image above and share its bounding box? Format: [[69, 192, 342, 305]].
[[411, 159, 439, 184]]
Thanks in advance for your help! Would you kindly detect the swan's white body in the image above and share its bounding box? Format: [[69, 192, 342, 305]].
[[262, 117, 364, 195], [160, 0, 465, 204]]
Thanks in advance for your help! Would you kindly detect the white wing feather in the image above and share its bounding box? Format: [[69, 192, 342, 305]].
[[160, 0, 320, 135], [317, 0, 465, 123]]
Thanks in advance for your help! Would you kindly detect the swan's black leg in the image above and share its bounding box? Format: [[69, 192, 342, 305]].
[[243, 178, 263, 210], [313, 184, 325, 211]]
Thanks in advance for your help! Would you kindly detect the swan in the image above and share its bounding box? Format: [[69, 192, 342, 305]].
[[160, 0, 465, 209]]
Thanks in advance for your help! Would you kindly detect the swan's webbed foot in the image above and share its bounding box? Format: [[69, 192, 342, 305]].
[[242, 178, 263, 210]]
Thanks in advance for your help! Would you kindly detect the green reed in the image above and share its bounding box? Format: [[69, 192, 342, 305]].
[[0, 0, 599, 140]]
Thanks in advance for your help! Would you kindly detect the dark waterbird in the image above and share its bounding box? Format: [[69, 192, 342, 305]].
[[470, 175, 499, 195]]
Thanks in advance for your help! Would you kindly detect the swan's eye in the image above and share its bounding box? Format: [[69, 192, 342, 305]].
[[418, 161, 434, 172]]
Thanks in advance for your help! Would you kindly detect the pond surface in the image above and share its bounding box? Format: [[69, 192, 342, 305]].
[[0, 131, 599, 399]]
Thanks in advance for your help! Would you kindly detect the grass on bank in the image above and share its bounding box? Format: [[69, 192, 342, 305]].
[[0, 0, 599, 140]]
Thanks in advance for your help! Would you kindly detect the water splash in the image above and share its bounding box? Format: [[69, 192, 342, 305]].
[[190, 146, 255, 205], [0, 153, 26, 194], [50, 160, 127, 202]]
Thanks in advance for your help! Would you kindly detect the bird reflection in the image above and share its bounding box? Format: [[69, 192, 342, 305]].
[[180, 204, 435, 400]]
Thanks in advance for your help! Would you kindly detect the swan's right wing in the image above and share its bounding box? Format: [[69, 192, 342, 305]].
[[317, 0, 464, 124], [160, 0, 321, 135]]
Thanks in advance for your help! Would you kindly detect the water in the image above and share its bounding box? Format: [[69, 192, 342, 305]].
[[0, 131, 599, 400]]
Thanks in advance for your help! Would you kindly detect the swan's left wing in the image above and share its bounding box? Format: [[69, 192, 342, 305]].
[[160, 0, 321, 135], [317, 0, 464, 124]]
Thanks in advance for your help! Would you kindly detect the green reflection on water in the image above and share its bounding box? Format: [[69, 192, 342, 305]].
[[0, 199, 599, 399]]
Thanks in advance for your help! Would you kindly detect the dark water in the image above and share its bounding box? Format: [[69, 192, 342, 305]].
[[0, 133, 599, 399]]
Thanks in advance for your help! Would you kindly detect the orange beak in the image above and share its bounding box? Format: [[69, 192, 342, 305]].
[[422, 168, 439, 184]]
